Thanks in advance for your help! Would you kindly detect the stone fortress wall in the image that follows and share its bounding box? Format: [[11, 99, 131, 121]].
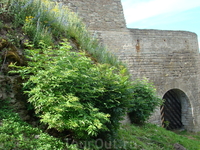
[[56, 0, 126, 30], [58, 0, 200, 132]]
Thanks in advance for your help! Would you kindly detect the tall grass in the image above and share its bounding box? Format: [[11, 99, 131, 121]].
[[5, 0, 125, 69]]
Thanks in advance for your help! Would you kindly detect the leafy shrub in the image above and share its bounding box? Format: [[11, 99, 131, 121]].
[[11, 40, 133, 141], [128, 78, 163, 124], [0, 116, 66, 150], [0, 99, 68, 149]]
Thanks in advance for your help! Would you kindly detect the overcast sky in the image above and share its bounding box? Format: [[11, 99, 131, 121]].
[[121, 0, 200, 49]]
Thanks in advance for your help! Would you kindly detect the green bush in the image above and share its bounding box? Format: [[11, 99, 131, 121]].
[[0, 100, 67, 149], [128, 78, 163, 124], [0, 117, 66, 150], [11, 40, 133, 141]]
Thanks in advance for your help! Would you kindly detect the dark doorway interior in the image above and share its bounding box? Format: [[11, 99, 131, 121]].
[[161, 89, 183, 130]]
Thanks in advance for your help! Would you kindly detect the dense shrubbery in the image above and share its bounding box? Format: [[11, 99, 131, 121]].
[[0, 115, 66, 149], [0, 100, 67, 149], [11, 40, 133, 141], [128, 78, 163, 124]]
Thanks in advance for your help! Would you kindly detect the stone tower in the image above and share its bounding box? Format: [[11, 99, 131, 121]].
[[56, 0, 126, 30]]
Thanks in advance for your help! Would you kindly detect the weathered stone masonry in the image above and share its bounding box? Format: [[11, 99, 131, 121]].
[[59, 0, 200, 132], [56, 0, 126, 30]]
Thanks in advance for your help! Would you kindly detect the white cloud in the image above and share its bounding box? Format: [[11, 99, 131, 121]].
[[121, 0, 200, 24]]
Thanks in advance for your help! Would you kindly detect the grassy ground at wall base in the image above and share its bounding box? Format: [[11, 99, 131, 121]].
[[118, 124, 200, 150]]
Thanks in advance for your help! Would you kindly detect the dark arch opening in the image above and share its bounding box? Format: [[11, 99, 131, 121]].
[[161, 89, 185, 130]]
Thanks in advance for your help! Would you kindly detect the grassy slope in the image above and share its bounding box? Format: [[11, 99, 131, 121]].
[[119, 124, 200, 150]]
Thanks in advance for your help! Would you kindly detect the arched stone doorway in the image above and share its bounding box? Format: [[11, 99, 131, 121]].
[[161, 89, 193, 130]]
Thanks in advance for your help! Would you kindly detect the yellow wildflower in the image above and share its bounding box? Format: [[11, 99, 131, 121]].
[[25, 16, 34, 22], [52, 8, 59, 13], [41, 0, 48, 3]]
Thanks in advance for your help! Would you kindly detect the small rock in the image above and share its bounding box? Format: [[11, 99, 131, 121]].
[[34, 135, 40, 139], [173, 143, 187, 150]]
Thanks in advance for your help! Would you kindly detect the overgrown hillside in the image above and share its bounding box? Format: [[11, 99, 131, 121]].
[[0, 0, 199, 150]]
